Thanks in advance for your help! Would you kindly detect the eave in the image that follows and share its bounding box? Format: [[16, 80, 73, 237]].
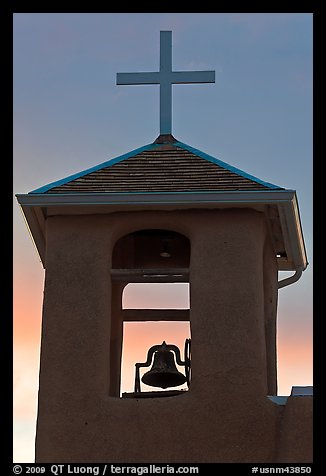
[[16, 189, 308, 272]]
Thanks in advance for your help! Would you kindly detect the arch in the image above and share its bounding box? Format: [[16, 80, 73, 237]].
[[111, 223, 192, 253], [112, 228, 190, 271]]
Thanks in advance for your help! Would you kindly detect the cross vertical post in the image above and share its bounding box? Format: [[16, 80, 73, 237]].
[[159, 31, 173, 135]]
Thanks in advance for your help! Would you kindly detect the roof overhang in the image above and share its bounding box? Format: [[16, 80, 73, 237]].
[[16, 189, 308, 272]]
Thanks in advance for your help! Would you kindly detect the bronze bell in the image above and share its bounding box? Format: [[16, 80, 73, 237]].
[[141, 341, 187, 389]]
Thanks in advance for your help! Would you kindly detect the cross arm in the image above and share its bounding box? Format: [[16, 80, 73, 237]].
[[171, 70, 215, 84], [116, 72, 160, 85]]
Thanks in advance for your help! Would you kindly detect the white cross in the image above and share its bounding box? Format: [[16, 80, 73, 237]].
[[117, 31, 215, 136]]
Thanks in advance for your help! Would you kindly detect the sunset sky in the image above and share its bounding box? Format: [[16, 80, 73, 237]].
[[13, 13, 313, 463]]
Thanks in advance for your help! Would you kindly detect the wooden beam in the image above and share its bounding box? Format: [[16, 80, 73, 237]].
[[111, 268, 189, 283], [122, 309, 190, 322]]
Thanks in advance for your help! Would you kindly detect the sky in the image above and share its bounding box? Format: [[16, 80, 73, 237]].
[[13, 13, 313, 463]]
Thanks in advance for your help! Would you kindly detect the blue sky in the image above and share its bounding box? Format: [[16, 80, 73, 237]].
[[13, 13, 313, 462]]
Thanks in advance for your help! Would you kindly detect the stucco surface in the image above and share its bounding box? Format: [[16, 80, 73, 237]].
[[35, 209, 312, 463]]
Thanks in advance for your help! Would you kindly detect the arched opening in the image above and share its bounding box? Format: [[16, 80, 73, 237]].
[[112, 228, 190, 270], [110, 229, 191, 397]]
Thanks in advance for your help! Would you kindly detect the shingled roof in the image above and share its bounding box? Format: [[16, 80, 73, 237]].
[[30, 136, 282, 194], [18, 135, 308, 271]]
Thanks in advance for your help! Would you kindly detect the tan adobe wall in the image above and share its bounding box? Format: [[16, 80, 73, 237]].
[[35, 209, 312, 463]]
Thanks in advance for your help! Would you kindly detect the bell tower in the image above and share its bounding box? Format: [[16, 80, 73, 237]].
[[16, 30, 312, 463]]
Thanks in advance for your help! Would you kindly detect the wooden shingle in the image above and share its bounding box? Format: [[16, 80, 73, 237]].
[[45, 141, 282, 194]]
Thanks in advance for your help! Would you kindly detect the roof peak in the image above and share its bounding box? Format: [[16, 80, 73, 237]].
[[154, 134, 177, 144]]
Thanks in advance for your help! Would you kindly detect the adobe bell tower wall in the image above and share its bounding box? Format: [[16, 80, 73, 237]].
[[35, 207, 281, 463]]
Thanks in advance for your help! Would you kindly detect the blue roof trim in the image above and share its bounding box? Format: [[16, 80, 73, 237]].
[[174, 141, 282, 190], [29, 142, 157, 194]]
